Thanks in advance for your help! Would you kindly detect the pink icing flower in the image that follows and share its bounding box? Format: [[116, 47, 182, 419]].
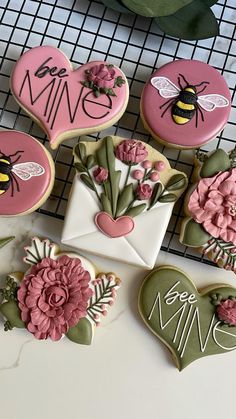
[[150, 171, 159, 182], [132, 169, 144, 180], [142, 160, 152, 169], [216, 299, 236, 326], [136, 183, 152, 200], [17, 256, 93, 341], [116, 140, 148, 165], [87, 64, 116, 89], [93, 166, 108, 184], [154, 161, 165, 172], [188, 169, 236, 245]]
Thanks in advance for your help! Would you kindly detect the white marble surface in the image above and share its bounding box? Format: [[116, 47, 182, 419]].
[[0, 213, 236, 419]]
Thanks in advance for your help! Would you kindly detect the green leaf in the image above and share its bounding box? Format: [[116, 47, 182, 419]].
[[116, 184, 134, 217], [125, 203, 146, 217], [0, 236, 14, 249], [74, 142, 87, 163], [155, 0, 219, 40], [81, 81, 90, 88], [166, 174, 187, 191], [101, 0, 133, 13], [111, 171, 121, 215], [122, 0, 194, 17], [101, 193, 112, 215], [0, 301, 25, 329], [66, 318, 93, 345], [180, 218, 212, 247], [149, 183, 163, 210], [200, 149, 231, 178], [74, 162, 87, 173], [86, 155, 96, 169], [158, 193, 177, 203], [80, 174, 95, 191]]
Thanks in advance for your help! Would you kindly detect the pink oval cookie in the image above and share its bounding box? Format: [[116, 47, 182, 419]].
[[141, 59, 231, 149], [0, 130, 54, 216], [11, 46, 129, 149]]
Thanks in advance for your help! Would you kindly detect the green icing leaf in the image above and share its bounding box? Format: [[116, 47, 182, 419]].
[[166, 174, 187, 191], [66, 317, 93, 345], [116, 184, 134, 217], [122, 0, 194, 17], [74, 142, 87, 164], [101, 193, 112, 215], [101, 0, 133, 13], [0, 236, 14, 249], [125, 203, 146, 217], [155, 0, 219, 40], [181, 218, 212, 247], [0, 301, 25, 329], [86, 155, 96, 169], [74, 162, 87, 173], [200, 149, 231, 178], [158, 193, 177, 203], [149, 183, 163, 210], [80, 174, 95, 191]]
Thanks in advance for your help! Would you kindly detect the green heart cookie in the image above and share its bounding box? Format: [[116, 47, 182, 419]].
[[139, 266, 236, 370]]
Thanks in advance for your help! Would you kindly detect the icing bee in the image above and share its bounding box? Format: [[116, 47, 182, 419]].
[[0, 150, 45, 197], [151, 74, 229, 127]]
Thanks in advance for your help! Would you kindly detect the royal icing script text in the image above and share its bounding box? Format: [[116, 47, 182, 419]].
[[18, 58, 113, 130], [147, 281, 236, 357]]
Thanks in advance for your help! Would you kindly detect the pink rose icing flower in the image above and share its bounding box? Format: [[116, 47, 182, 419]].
[[136, 183, 152, 200], [93, 166, 108, 184], [188, 169, 236, 245], [216, 299, 236, 326], [116, 139, 148, 165], [17, 256, 93, 341], [87, 64, 116, 89]]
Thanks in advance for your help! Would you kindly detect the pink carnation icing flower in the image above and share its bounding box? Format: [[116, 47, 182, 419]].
[[87, 64, 116, 89], [17, 256, 93, 341], [116, 140, 148, 165], [93, 166, 108, 184], [188, 169, 236, 245], [216, 299, 236, 326], [136, 183, 152, 200]]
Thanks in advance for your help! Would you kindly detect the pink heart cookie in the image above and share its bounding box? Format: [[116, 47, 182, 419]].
[[11, 46, 129, 149], [95, 212, 134, 238]]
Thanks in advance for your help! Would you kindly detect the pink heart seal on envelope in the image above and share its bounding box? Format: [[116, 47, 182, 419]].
[[95, 212, 134, 238], [11, 46, 128, 149]]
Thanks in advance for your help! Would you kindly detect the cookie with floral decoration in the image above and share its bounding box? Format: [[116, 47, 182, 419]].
[[61, 136, 188, 269], [180, 147, 236, 273], [0, 237, 120, 345]]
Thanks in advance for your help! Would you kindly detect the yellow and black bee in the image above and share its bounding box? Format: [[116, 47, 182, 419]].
[[151, 73, 229, 127], [0, 150, 45, 197]]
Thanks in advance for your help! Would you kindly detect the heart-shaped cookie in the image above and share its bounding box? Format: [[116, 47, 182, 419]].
[[11, 46, 129, 149], [95, 211, 134, 237], [139, 266, 236, 370]]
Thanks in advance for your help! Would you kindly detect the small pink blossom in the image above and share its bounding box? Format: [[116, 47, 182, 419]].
[[217, 299, 236, 326], [150, 172, 159, 182], [155, 161, 166, 172], [87, 64, 116, 89], [17, 256, 93, 341], [136, 183, 152, 200], [142, 160, 152, 169], [93, 167, 108, 184], [116, 140, 148, 165], [132, 170, 144, 180]]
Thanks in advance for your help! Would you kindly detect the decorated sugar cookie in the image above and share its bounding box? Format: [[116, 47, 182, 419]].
[[61, 136, 187, 269], [139, 266, 236, 370], [140, 59, 231, 149], [11, 46, 129, 149], [180, 148, 236, 273], [0, 130, 54, 216], [0, 237, 120, 344]]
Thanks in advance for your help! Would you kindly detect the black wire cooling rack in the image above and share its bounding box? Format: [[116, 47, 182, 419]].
[[0, 0, 236, 265]]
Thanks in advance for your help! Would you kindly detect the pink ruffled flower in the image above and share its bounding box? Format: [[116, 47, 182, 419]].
[[17, 256, 93, 341], [188, 169, 236, 245], [93, 166, 108, 184], [87, 64, 116, 89], [116, 140, 148, 165], [136, 183, 152, 200], [216, 299, 236, 326]]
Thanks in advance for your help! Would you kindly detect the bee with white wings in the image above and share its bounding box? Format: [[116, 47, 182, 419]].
[[151, 73, 229, 127], [0, 150, 45, 197]]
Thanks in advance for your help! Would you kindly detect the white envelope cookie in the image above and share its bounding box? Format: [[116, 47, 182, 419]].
[[62, 136, 187, 269]]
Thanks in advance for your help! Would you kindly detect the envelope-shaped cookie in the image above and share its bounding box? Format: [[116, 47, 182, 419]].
[[61, 136, 187, 269]]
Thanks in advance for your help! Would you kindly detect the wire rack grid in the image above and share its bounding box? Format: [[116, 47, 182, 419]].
[[0, 0, 236, 266]]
